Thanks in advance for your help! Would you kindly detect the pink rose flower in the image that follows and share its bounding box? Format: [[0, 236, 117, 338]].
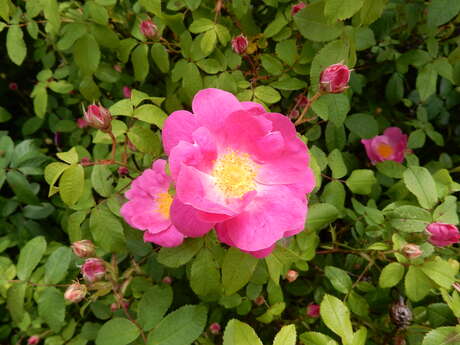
[[291, 2, 306, 16], [71, 240, 96, 258], [319, 63, 350, 93], [426, 222, 460, 247], [307, 303, 320, 317], [81, 258, 106, 283], [162, 88, 315, 257], [140, 19, 157, 39], [361, 127, 408, 165], [123, 86, 132, 99], [64, 283, 87, 303], [121, 160, 211, 247], [82, 104, 112, 132], [231, 34, 248, 55], [27, 336, 40, 345]]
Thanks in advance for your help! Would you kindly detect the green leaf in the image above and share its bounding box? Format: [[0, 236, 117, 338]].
[[416, 65, 438, 102], [422, 327, 460, 345], [151, 43, 170, 73], [254, 86, 281, 104], [38, 287, 66, 332], [147, 305, 207, 345], [0, 105, 12, 123], [299, 332, 338, 345], [222, 248, 258, 295], [378, 262, 405, 288], [17, 236, 47, 280], [305, 203, 339, 232], [270, 78, 306, 91], [324, 266, 352, 294], [357, 0, 385, 25], [138, 285, 173, 331], [273, 325, 296, 345], [90, 203, 126, 253], [188, 18, 214, 34], [96, 318, 140, 345], [324, 0, 364, 20], [110, 99, 133, 116], [157, 238, 203, 268], [190, 248, 221, 296], [127, 126, 161, 155], [91, 165, 113, 197], [405, 265, 433, 302], [427, 0, 460, 27], [59, 164, 85, 206], [328, 149, 347, 179], [140, 0, 162, 15], [312, 93, 350, 126], [133, 104, 167, 128], [275, 40, 298, 66], [321, 180, 346, 210], [320, 294, 354, 344], [33, 85, 48, 117], [344, 113, 378, 139], [6, 170, 40, 205], [376, 161, 405, 179], [44, 247, 72, 284], [200, 30, 217, 56], [403, 166, 438, 209], [7, 26, 27, 65], [57, 147, 79, 164], [223, 319, 263, 345], [421, 257, 457, 289], [7, 282, 26, 325], [294, 1, 343, 42], [387, 205, 432, 232], [261, 55, 284, 75], [433, 196, 459, 224], [264, 12, 288, 38], [73, 34, 101, 75], [345, 169, 376, 195], [348, 292, 369, 318], [132, 44, 149, 82]]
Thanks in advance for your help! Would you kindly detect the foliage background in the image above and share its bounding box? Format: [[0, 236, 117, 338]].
[[1, 0, 460, 344]]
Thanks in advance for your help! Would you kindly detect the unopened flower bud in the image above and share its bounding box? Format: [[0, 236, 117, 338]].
[[288, 109, 299, 119], [319, 63, 351, 94], [123, 86, 132, 99], [426, 222, 460, 247], [81, 258, 106, 283], [9, 82, 18, 91], [64, 283, 87, 303], [291, 2, 306, 16], [307, 303, 320, 318], [254, 295, 265, 306], [82, 104, 112, 132], [71, 240, 96, 258], [285, 270, 299, 283], [140, 19, 158, 39], [27, 335, 40, 345], [209, 322, 221, 335], [118, 166, 129, 176], [390, 297, 412, 329], [162, 276, 173, 284], [402, 244, 422, 259], [231, 34, 248, 55]]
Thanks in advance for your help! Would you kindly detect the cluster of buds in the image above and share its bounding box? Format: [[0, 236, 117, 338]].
[[231, 34, 248, 55], [64, 282, 87, 303], [81, 258, 106, 283], [319, 63, 351, 94], [306, 303, 320, 318], [140, 19, 158, 39]]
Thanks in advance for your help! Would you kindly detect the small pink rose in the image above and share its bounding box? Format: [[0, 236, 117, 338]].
[[361, 127, 408, 165], [426, 222, 460, 247], [307, 303, 320, 318], [81, 258, 106, 283], [231, 34, 248, 55], [140, 19, 158, 39], [64, 283, 87, 303], [71, 240, 96, 258], [320, 63, 351, 93], [291, 2, 306, 16]]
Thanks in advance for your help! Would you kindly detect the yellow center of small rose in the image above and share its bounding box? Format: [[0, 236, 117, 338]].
[[156, 192, 173, 218], [376, 143, 394, 158], [212, 150, 257, 198]]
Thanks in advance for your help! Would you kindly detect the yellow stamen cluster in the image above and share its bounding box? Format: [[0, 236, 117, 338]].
[[156, 192, 173, 219], [212, 150, 257, 198], [376, 143, 394, 158]]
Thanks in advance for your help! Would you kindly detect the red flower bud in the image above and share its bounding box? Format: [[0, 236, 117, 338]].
[[319, 63, 351, 94], [402, 244, 422, 259], [426, 222, 460, 247], [71, 240, 96, 258], [291, 2, 306, 16], [306, 303, 320, 317], [9, 82, 18, 91], [285, 270, 299, 283], [27, 335, 40, 345], [118, 166, 129, 176], [64, 283, 87, 303], [123, 86, 132, 99], [162, 276, 173, 285], [209, 322, 221, 335], [81, 258, 106, 283], [82, 104, 112, 132], [231, 34, 248, 55], [140, 19, 158, 39]]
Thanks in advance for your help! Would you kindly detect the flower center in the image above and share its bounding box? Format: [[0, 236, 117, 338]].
[[376, 143, 394, 158], [156, 192, 173, 219], [212, 150, 257, 198]]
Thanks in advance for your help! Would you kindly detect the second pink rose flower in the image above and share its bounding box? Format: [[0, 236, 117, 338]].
[[361, 127, 408, 165]]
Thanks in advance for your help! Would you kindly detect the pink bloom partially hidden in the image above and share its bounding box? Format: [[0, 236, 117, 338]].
[[162, 88, 315, 257], [426, 222, 460, 247], [361, 127, 408, 165], [123, 86, 132, 99], [291, 2, 306, 16], [231, 34, 248, 55], [81, 258, 106, 283], [82, 104, 112, 132], [140, 19, 157, 39], [27, 336, 40, 345], [121, 160, 212, 247], [320, 63, 350, 93], [307, 303, 320, 318]]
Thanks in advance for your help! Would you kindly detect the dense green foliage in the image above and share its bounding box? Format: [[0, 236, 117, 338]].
[[1, 0, 460, 344]]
